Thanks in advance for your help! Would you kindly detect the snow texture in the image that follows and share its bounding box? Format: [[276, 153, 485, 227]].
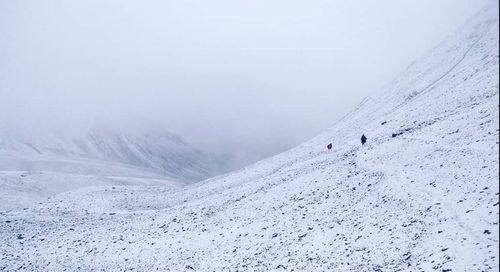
[[0, 4, 498, 271], [0, 129, 229, 210], [0, 129, 229, 182]]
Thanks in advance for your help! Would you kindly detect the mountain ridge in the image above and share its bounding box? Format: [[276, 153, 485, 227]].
[[0, 128, 230, 182]]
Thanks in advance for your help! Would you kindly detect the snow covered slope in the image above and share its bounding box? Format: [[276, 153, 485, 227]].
[[0, 129, 229, 182], [0, 4, 498, 271], [0, 129, 229, 209], [0, 171, 184, 211]]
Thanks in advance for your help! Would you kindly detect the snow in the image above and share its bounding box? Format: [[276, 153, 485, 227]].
[[0, 129, 229, 182], [0, 129, 229, 210], [0, 171, 183, 211], [0, 3, 498, 271]]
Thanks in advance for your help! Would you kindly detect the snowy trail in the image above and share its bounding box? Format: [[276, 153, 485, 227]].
[[357, 140, 485, 244], [393, 18, 495, 111], [0, 4, 498, 271]]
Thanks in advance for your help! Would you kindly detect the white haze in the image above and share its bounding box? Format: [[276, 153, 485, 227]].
[[0, 0, 488, 167]]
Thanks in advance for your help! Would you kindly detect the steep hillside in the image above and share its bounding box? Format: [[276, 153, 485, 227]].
[[0, 129, 229, 182], [0, 4, 498, 271], [0, 129, 230, 210]]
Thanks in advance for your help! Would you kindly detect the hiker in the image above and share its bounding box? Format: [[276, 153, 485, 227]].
[[327, 143, 332, 150], [361, 134, 367, 145]]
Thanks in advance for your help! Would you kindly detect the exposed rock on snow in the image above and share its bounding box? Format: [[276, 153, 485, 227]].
[[0, 4, 498, 271]]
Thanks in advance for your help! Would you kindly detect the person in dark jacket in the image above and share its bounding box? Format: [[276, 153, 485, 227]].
[[361, 134, 367, 145], [327, 143, 332, 150]]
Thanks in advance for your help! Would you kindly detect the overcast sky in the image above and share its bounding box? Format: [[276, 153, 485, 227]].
[[0, 0, 488, 167]]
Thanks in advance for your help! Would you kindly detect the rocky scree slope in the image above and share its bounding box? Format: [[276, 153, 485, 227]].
[[0, 4, 498, 272]]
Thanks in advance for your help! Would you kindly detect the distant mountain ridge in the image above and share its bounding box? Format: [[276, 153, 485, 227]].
[[0, 129, 230, 182]]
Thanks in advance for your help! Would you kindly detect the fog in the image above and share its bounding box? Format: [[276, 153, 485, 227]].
[[0, 0, 488, 167]]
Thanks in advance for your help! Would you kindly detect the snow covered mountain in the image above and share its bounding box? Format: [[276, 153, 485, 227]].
[[0, 3, 498, 271], [0, 129, 230, 210], [0, 129, 229, 181]]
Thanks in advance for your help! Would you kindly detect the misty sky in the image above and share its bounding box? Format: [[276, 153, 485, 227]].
[[0, 0, 488, 167]]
